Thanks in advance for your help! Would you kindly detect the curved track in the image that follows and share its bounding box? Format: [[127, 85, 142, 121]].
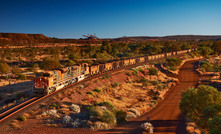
[[0, 53, 189, 128]]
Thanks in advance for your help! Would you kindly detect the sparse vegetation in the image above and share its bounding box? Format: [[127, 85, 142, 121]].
[[125, 72, 131, 76], [166, 57, 182, 68], [17, 115, 27, 121], [86, 91, 94, 96], [115, 110, 127, 124], [17, 73, 27, 80], [93, 88, 102, 93], [149, 67, 158, 75], [180, 85, 221, 131], [111, 82, 118, 88]]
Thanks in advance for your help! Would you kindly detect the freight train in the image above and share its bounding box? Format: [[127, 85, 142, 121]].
[[33, 49, 194, 95]]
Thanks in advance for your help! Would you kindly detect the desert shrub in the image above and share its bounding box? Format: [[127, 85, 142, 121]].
[[132, 69, 138, 76], [96, 101, 115, 111], [88, 106, 116, 125], [166, 57, 182, 67], [51, 103, 57, 108], [132, 71, 137, 76], [125, 72, 131, 76], [17, 73, 26, 80], [138, 68, 144, 74], [208, 114, 221, 134], [199, 61, 212, 72], [157, 84, 163, 90], [101, 110, 116, 125], [51, 124, 57, 127], [149, 67, 158, 75], [150, 80, 159, 86], [151, 100, 157, 104], [180, 85, 221, 129], [18, 115, 27, 121], [86, 91, 94, 95], [115, 110, 127, 124], [103, 75, 111, 79], [93, 88, 102, 93], [111, 82, 118, 88], [168, 66, 177, 71], [11, 65, 22, 75]]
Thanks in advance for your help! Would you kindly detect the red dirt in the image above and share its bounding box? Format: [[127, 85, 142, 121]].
[[94, 60, 199, 134], [0, 60, 199, 134]]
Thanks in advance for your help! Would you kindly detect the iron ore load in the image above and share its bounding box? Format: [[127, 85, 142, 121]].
[[33, 48, 193, 95]]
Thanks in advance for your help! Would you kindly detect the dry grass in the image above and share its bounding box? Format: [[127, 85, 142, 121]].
[[23, 113, 30, 119], [10, 122, 20, 129]]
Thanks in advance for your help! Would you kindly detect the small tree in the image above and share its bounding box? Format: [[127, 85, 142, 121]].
[[11, 65, 22, 75], [199, 46, 212, 58], [0, 62, 11, 76], [149, 67, 158, 75], [40, 57, 60, 70], [31, 63, 39, 72], [180, 85, 221, 129]]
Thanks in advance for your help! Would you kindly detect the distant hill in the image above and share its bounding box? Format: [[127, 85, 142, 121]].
[[0, 33, 100, 45], [1, 33, 221, 46], [114, 35, 221, 42]]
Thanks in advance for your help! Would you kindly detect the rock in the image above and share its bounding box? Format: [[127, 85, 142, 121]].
[[62, 115, 73, 124], [141, 122, 154, 133], [100, 106, 107, 111], [42, 109, 60, 118], [70, 104, 80, 113], [91, 121, 110, 130], [78, 85, 84, 89], [126, 112, 137, 119], [186, 125, 195, 133], [128, 108, 140, 117], [194, 129, 201, 134], [71, 118, 81, 128]]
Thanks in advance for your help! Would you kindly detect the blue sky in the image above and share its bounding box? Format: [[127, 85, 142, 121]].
[[1, 0, 221, 38]]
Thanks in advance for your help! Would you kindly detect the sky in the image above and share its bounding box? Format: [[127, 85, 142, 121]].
[[1, 0, 221, 39]]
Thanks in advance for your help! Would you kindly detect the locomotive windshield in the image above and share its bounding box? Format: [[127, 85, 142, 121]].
[[42, 73, 50, 77]]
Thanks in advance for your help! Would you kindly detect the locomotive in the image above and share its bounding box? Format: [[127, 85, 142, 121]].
[[33, 49, 193, 95]]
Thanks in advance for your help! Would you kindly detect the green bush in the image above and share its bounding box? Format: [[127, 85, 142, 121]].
[[18, 115, 27, 121], [138, 68, 144, 74], [86, 91, 94, 95], [101, 110, 116, 125], [17, 73, 27, 80], [150, 80, 159, 86], [103, 75, 111, 79], [157, 84, 163, 90], [93, 88, 102, 93], [51, 103, 57, 108], [166, 57, 182, 67], [115, 110, 127, 124], [97, 101, 115, 111], [168, 66, 177, 71], [180, 85, 221, 129], [111, 82, 118, 88], [149, 67, 158, 75], [200, 61, 212, 72], [208, 115, 221, 134], [125, 72, 131, 76]]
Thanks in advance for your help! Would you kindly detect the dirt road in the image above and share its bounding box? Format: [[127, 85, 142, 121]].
[[98, 60, 199, 134]]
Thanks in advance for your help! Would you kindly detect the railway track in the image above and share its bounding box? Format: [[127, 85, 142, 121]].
[[0, 54, 185, 125]]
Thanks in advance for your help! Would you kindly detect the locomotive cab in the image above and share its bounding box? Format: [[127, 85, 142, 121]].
[[33, 72, 54, 95]]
